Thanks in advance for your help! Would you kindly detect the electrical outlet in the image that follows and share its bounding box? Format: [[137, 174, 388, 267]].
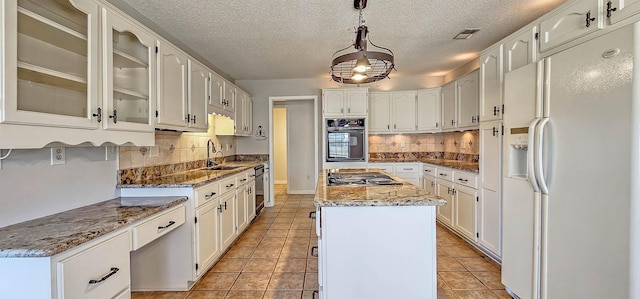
[[51, 147, 65, 165], [105, 146, 117, 161]]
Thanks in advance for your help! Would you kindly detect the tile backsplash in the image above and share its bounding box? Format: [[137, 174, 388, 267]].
[[368, 130, 479, 155], [119, 114, 236, 170]]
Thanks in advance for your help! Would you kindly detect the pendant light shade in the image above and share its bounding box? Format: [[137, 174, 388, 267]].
[[331, 0, 395, 84]]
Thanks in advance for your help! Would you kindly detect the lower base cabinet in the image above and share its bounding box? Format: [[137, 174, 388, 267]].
[[478, 187, 501, 256], [454, 185, 478, 242], [436, 179, 455, 227], [219, 191, 237, 250], [195, 199, 221, 277]]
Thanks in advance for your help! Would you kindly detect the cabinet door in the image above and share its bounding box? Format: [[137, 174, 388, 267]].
[[223, 81, 235, 113], [609, 0, 640, 24], [479, 45, 503, 122], [539, 0, 603, 52], [236, 186, 248, 233], [454, 185, 477, 242], [457, 70, 479, 128], [480, 121, 502, 192], [479, 188, 501, 256], [3, 0, 99, 128], [368, 92, 391, 132], [423, 176, 436, 194], [504, 26, 538, 73], [103, 8, 155, 132], [157, 41, 188, 128], [416, 88, 441, 131], [208, 72, 224, 111], [436, 180, 454, 227], [323, 89, 345, 116], [248, 180, 256, 221], [188, 59, 209, 130], [234, 92, 246, 135], [345, 89, 368, 116], [244, 95, 253, 135], [441, 81, 457, 129], [391, 91, 417, 132], [220, 192, 237, 250], [195, 200, 221, 276]]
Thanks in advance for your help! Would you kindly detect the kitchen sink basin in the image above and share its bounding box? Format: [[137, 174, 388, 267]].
[[202, 165, 240, 171]]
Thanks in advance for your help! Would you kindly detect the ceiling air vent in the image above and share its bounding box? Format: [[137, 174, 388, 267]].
[[453, 28, 481, 40]]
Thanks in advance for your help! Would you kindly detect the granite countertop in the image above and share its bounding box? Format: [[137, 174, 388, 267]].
[[118, 161, 265, 188], [369, 158, 479, 173], [0, 196, 187, 258], [315, 169, 447, 207]]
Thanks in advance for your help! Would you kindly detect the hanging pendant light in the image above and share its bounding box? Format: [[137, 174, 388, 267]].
[[331, 0, 395, 84]]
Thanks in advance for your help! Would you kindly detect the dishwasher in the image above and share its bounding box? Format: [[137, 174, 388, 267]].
[[254, 164, 265, 214]]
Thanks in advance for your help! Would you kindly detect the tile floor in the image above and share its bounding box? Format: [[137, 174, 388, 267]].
[[133, 184, 510, 299]]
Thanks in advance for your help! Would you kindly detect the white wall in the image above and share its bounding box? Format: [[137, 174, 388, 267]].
[[273, 107, 288, 184], [0, 147, 117, 228], [235, 76, 443, 155]]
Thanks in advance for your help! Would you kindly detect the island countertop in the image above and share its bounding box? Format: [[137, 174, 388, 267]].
[[315, 169, 447, 207], [0, 196, 187, 258]]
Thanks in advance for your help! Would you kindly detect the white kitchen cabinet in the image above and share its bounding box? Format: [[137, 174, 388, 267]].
[[441, 81, 457, 130], [187, 59, 209, 131], [394, 163, 422, 187], [504, 26, 538, 73], [391, 91, 417, 132], [194, 199, 221, 277], [423, 175, 436, 194], [103, 7, 155, 132], [368, 92, 391, 132], [416, 88, 441, 132], [436, 179, 455, 228], [478, 188, 501, 256], [456, 70, 480, 128], [247, 179, 256, 221], [539, 0, 603, 52], [222, 81, 235, 113], [156, 40, 188, 129], [208, 72, 225, 112], [234, 89, 253, 136], [219, 191, 237, 250], [479, 120, 502, 257], [453, 184, 477, 242], [479, 45, 503, 122], [608, 0, 640, 24], [132, 205, 185, 251], [367, 163, 394, 173], [322, 88, 368, 117], [236, 186, 249, 234]]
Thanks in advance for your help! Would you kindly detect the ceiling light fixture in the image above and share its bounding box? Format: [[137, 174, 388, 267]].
[[330, 0, 395, 84]]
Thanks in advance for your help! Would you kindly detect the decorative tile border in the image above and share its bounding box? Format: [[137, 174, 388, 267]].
[[369, 152, 479, 163]]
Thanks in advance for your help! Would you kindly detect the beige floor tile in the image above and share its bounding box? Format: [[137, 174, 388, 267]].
[[231, 272, 272, 290], [211, 258, 249, 273], [273, 218, 294, 225], [278, 212, 296, 218], [224, 290, 265, 299], [280, 247, 310, 259], [303, 272, 319, 290], [439, 272, 487, 290], [264, 229, 289, 238], [233, 238, 260, 248], [149, 291, 190, 299], [437, 285, 460, 299], [267, 272, 305, 290], [243, 258, 278, 273], [131, 292, 153, 299], [259, 237, 287, 247], [252, 245, 283, 259], [288, 229, 311, 238], [274, 258, 307, 272], [471, 271, 505, 290], [457, 257, 500, 272], [301, 290, 318, 299], [186, 290, 228, 299], [224, 246, 256, 259], [306, 259, 318, 272], [492, 289, 514, 299], [438, 257, 467, 271], [442, 244, 480, 257], [454, 289, 499, 299], [269, 223, 292, 230], [437, 245, 451, 257], [262, 290, 303, 299], [194, 272, 239, 290]]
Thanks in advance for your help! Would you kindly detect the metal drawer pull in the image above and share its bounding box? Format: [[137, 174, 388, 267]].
[[309, 211, 316, 219], [226, 183, 234, 188], [250, 174, 256, 178], [89, 267, 119, 285], [158, 221, 176, 230], [240, 179, 247, 182], [311, 246, 318, 257], [458, 178, 469, 183], [424, 169, 431, 173], [205, 192, 217, 199], [439, 173, 447, 177], [403, 168, 413, 171]]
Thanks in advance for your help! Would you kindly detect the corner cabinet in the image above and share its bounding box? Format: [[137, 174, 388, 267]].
[[322, 88, 368, 117]]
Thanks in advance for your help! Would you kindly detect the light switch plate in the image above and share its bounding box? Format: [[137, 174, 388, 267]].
[[51, 147, 65, 165], [149, 146, 159, 157]]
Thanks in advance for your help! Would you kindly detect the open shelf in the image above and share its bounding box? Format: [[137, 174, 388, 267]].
[[18, 62, 87, 92], [113, 49, 148, 69], [18, 8, 87, 57], [18, 0, 87, 35], [114, 87, 148, 101]]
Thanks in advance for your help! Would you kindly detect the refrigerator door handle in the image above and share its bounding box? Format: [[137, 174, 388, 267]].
[[528, 118, 542, 193], [535, 118, 550, 195]]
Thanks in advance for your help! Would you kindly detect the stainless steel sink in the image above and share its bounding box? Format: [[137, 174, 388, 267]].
[[202, 165, 240, 171]]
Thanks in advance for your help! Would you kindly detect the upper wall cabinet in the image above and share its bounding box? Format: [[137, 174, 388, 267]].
[[187, 59, 210, 131], [456, 70, 480, 129], [479, 45, 503, 123], [322, 88, 368, 117], [368, 92, 391, 132], [103, 7, 155, 132], [235, 89, 253, 136], [504, 26, 538, 73], [441, 81, 457, 130], [368, 91, 417, 133], [416, 88, 441, 132], [539, 0, 603, 52], [208, 72, 224, 112], [222, 80, 235, 114], [2, 0, 100, 129], [608, 0, 640, 24], [156, 40, 189, 130]]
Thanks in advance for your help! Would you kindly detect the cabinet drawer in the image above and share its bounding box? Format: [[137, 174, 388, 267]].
[[219, 176, 237, 194], [194, 182, 220, 208], [436, 168, 454, 182], [236, 171, 250, 186], [368, 163, 394, 173], [454, 172, 478, 189], [394, 163, 421, 173], [132, 205, 186, 250], [423, 164, 437, 177], [57, 232, 130, 299]]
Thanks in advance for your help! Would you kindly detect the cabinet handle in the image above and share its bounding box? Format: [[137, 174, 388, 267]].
[[607, 1, 617, 18], [403, 168, 413, 171], [158, 221, 176, 230], [226, 183, 234, 189], [92, 107, 102, 123], [309, 211, 316, 219], [224, 201, 228, 210], [477, 114, 479, 122], [185, 113, 191, 122], [387, 124, 390, 130], [310, 246, 318, 257], [493, 106, 499, 116], [492, 127, 499, 136], [458, 178, 469, 183], [436, 122, 439, 128], [431, 181, 435, 187], [218, 205, 223, 213], [439, 173, 447, 177], [250, 174, 256, 178], [240, 178, 247, 182], [205, 192, 217, 199], [451, 120, 455, 126], [585, 11, 596, 27], [472, 116, 476, 123], [108, 109, 118, 124], [192, 115, 197, 123], [424, 169, 431, 173], [89, 267, 119, 285]]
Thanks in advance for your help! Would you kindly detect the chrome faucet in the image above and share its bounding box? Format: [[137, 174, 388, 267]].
[[206, 139, 215, 167], [213, 150, 223, 166]]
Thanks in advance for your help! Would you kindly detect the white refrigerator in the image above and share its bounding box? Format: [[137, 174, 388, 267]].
[[502, 23, 640, 299]]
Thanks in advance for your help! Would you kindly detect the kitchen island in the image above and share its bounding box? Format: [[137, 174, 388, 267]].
[[314, 169, 446, 299]]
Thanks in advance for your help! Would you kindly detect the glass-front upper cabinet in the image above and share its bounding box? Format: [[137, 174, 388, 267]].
[[2, 0, 99, 128], [103, 8, 155, 132]]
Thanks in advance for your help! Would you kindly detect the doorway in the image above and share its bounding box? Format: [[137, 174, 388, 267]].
[[268, 96, 318, 206]]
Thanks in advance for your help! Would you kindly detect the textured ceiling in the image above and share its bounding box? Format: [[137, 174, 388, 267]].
[[109, 0, 568, 81]]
